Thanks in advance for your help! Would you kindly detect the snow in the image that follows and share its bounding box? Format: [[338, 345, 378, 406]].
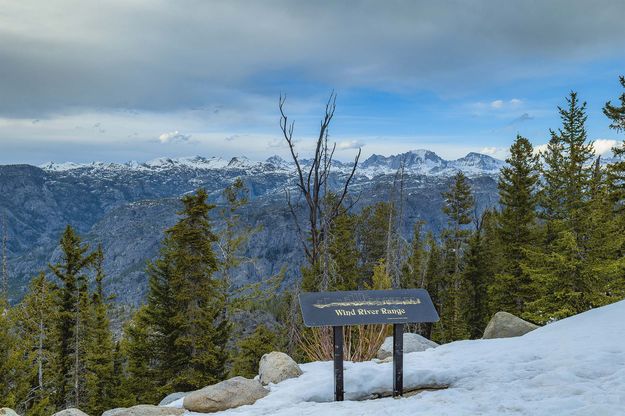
[[39, 151, 505, 178], [170, 300, 625, 415]]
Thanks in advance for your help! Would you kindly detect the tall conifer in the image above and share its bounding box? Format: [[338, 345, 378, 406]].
[[491, 135, 539, 313], [49, 225, 96, 409]]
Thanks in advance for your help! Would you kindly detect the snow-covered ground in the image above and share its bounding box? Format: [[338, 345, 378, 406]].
[[172, 300, 625, 415]]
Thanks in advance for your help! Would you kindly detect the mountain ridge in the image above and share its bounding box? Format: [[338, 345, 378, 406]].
[[1, 149, 502, 304], [37, 149, 504, 178]]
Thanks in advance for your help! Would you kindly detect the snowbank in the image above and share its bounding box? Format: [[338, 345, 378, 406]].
[[171, 300, 625, 415]]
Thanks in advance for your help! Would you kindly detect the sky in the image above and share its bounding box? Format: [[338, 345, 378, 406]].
[[1, 0, 624, 165]]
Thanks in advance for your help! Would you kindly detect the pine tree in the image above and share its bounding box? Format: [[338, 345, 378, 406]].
[[525, 92, 598, 323], [0, 297, 24, 409], [421, 233, 442, 340], [126, 189, 230, 398], [122, 307, 160, 405], [436, 172, 474, 342], [462, 211, 498, 339], [604, 76, 625, 212], [84, 247, 116, 416], [356, 202, 393, 286], [400, 221, 425, 289], [603, 75, 625, 133], [230, 324, 278, 378], [491, 135, 540, 314], [542, 92, 594, 236], [328, 209, 359, 291], [522, 227, 588, 324], [49, 225, 97, 409], [12, 272, 58, 415]]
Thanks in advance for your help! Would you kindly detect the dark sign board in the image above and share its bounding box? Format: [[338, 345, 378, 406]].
[[299, 289, 439, 327]]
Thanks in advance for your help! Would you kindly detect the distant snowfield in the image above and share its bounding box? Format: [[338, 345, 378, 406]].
[[171, 300, 625, 415]]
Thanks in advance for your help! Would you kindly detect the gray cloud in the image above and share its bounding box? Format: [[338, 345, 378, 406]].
[[1, 0, 624, 117], [508, 113, 534, 125]]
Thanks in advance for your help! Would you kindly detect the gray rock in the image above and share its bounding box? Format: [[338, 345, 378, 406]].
[[101, 408, 125, 416], [258, 351, 303, 385], [482, 311, 539, 339], [377, 333, 438, 359], [101, 405, 184, 416], [0, 408, 20, 416], [158, 392, 189, 406], [183, 376, 269, 413], [51, 409, 89, 416]]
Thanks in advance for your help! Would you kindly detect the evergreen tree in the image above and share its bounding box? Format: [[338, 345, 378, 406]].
[[126, 189, 230, 398], [49, 225, 97, 409], [0, 297, 24, 409], [604, 76, 625, 212], [525, 92, 599, 323], [84, 247, 116, 416], [328, 209, 360, 291], [122, 307, 160, 405], [420, 233, 443, 340], [491, 135, 540, 313], [542, 92, 594, 236], [462, 211, 498, 339], [356, 202, 393, 286], [230, 324, 278, 378], [435, 172, 475, 342], [603, 75, 625, 133], [12, 272, 58, 415], [400, 221, 425, 289]]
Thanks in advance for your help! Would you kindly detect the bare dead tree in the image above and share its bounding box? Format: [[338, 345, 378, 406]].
[[279, 92, 361, 278]]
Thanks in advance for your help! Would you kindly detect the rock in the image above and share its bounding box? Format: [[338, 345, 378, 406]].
[[258, 351, 303, 385], [183, 377, 269, 413], [482, 311, 539, 339], [158, 392, 189, 406], [0, 408, 19, 416], [101, 405, 184, 416], [101, 408, 125, 416], [51, 409, 89, 416], [377, 333, 438, 359]]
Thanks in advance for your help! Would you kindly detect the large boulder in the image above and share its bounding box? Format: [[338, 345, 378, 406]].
[[258, 351, 303, 385], [51, 409, 89, 416], [101, 406, 184, 416], [183, 377, 269, 413], [482, 311, 539, 339], [0, 409, 19, 416], [377, 333, 438, 359], [158, 392, 189, 406]]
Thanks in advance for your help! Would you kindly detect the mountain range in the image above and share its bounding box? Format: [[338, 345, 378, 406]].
[[0, 150, 503, 305]]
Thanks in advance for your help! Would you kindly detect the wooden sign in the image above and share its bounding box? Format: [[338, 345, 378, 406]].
[[298, 289, 439, 401], [299, 289, 439, 327]]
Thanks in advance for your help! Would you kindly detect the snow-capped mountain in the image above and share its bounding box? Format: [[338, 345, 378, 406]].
[[2, 150, 502, 304], [39, 150, 504, 178]]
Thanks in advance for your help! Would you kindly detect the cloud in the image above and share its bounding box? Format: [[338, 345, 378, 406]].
[[336, 140, 364, 150], [1, 1, 625, 117], [480, 146, 508, 159], [593, 139, 618, 155], [508, 112, 534, 125], [490, 99, 523, 110], [158, 131, 191, 144], [480, 147, 499, 155]]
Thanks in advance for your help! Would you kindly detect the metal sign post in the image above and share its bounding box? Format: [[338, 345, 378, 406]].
[[333, 326, 344, 401], [393, 323, 403, 397], [299, 289, 439, 401]]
